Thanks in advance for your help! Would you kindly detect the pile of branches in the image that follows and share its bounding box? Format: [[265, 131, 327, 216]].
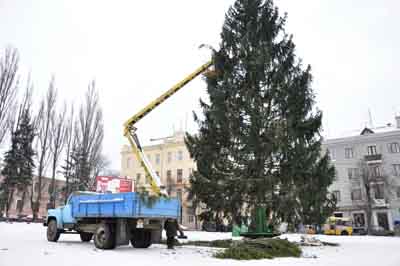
[[214, 238, 301, 260]]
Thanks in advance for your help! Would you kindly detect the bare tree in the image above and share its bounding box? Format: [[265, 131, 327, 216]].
[[49, 103, 67, 208], [93, 154, 111, 177], [0, 47, 19, 145], [32, 77, 57, 219], [61, 105, 75, 202], [74, 80, 104, 189], [357, 159, 397, 234]]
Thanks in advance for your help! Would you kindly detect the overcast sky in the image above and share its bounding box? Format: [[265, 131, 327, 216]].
[[0, 0, 399, 170]]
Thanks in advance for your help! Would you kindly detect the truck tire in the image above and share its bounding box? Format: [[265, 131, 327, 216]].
[[47, 219, 60, 242], [131, 229, 152, 248], [80, 232, 93, 242], [94, 223, 116, 249]]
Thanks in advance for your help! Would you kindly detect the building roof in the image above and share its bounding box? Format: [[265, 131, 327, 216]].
[[323, 123, 400, 145]]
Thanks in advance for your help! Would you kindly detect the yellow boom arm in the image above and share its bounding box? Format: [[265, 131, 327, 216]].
[[124, 60, 213, 196]]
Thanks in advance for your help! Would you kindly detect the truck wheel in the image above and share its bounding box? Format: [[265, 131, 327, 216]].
[[80, 232, 93, 242], [94, 223, 116, 249], [341, 230, 349, 236], [131, 229, 152, 248], [47, 219, 60, 242]]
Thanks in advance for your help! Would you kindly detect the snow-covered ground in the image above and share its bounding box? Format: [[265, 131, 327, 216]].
[[0, 222, 399, 266]]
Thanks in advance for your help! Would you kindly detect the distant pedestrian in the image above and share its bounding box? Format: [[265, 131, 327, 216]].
[[164, 218, 179, 249]]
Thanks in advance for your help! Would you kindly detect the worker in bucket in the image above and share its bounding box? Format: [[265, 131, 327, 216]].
[[164, 218, 183, 249]]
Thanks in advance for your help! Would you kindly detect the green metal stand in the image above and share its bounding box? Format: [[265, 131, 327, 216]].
[[239, 207, 281, 238]]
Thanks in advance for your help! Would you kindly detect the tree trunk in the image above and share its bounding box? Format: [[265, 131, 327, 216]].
[[65, 175, 69, 204], [6, 188, 14, 218], [365, 185, 373, 235], [18, 189, 27, 215], [50, 157, 57, 208], [33, 175, 42, 221]]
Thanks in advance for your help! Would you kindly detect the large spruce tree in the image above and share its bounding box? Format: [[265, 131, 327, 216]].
[[186, 0, 335, 227], [1, 106, 35, 216]]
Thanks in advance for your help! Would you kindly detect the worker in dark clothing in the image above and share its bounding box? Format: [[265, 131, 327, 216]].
[[164, 218, 179, 249]]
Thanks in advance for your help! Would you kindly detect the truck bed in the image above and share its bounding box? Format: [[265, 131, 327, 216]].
[[69, 192, 180, 219]]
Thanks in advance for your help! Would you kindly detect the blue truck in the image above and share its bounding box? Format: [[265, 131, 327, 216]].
[[44, 191, 180, 249]]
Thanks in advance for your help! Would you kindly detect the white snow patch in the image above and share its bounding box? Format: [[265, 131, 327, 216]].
[[0, 223, 399, 266]]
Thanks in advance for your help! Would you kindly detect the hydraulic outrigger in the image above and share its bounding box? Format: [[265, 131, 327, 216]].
[[123, 60, 213, 196]]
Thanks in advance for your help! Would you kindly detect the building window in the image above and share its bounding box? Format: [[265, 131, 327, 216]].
[[333, 190, 341, 202], [388, 142, 400, 153], [177, 169, 183, 183], [188, 215, 194, 223], [367, 145, 377, 155], [347, 168, 359, 179], [136, 173, 141, 184], [177, 150, 183, 161], [167, 152, 172, 163], [393, 164, 400, 177], [177, 189, 182, 203], [374, 183, 385, 199], [166, 170, 172, 185], [155, 171, 160, 177], [351, 189, 362, 201], [345, 148, 354, 159], [397, 187, 400, 198], [370, 165, 381, 177], [353, 213, 365, 228], [155, 154, 160, 165]]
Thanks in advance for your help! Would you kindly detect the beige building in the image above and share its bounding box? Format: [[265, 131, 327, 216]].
[[121, 131, 199, 229]]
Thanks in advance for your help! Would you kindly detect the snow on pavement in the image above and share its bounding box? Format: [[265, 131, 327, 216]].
[[0, 222, 399, 266]]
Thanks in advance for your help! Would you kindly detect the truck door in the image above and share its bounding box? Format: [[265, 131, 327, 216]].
[[61, 203, 76, 224]]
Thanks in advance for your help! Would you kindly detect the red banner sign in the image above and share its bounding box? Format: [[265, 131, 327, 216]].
[[95, 176, 133, 193]]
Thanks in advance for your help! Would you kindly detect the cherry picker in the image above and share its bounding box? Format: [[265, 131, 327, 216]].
[[123, 60, 213, 196]]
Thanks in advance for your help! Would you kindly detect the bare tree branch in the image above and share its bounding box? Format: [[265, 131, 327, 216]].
[[0, 47, 19, 145], [49, 102, 67, 207], [62, 104, 74, 201], [32, 76, 57, 219], [74, 80, 104, 189]]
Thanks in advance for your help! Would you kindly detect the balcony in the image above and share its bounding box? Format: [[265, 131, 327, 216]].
[[364, 154, 382, 164], [373, 198, 389, 208]]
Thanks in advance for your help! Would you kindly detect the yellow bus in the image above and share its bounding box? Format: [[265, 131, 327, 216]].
[[323, 216, 353, 236]]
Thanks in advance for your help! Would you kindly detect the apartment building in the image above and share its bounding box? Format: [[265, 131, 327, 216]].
[[120, 131, 198, 229], [323, 116, 400, 231], [0, 175, 66, 219]]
